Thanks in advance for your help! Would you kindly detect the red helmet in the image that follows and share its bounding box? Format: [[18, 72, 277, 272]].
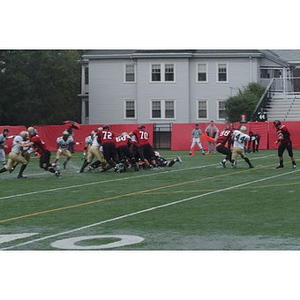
[[273, 120, 281, 128]]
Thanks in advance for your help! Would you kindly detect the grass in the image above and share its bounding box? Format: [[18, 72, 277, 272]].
[[1, 149, 300, 250]]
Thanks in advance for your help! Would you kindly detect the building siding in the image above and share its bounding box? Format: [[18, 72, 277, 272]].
[[81, 50, 291, 125]]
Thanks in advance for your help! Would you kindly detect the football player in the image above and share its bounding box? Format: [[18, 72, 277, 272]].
[[53, 130, 74, 169], [130, 124, 158, 169], [273, 120, 296, 169], [115, 132, 139, 172], [231, 125, 254, 169], [79, 129, 109, 173], [0, 128, 9, 166], [216, 126, 234, 168], [27, 127, 61, 177], [154, 151, 182, 167], [0, 131, 33, 178], [96, 125, 121, 171]]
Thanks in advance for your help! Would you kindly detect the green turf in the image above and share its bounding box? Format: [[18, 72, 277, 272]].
[[1, 149, 300, 250]]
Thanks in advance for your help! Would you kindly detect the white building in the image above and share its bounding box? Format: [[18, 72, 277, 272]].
[[79, 50, 299, 124]]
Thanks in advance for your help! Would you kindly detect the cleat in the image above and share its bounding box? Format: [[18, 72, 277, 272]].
[[202, 151, 205, 155], [292, 164, 296, 170], [276, 164, 283, 169], [176, 157, 182, 163], [55, 171, 61, 178], [9, 167, 15, 173], [232, 161, 237, 169], [17, 174, 27, 179], [249, 165, 254, 168], [220, 161, 226, 168]]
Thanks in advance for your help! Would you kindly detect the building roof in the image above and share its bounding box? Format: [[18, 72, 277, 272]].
[[82, 49, 291, 66], [269, 50, 300, 64]]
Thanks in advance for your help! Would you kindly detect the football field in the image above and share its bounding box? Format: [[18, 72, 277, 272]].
[[1, 149, 300, 251], [1, 149, 300, 299]]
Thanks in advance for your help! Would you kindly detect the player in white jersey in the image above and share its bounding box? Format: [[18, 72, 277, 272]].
[[0, 129, 9, 166], [0, 131, 33, 178], [53, 130, 74, 169], [231, 126, 254, 169], [79, 129, 109, 173]]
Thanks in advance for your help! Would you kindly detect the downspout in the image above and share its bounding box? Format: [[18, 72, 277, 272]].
[[249, 56, 252, 82]]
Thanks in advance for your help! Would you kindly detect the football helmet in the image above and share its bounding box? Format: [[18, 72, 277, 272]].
[[240, 126, 247, 133], [20, 131, 29, 139], [138, 124, 145, 130], [62, 130, 69, 136], [273, 120, 281, 128], [103, 125, 109, 130]]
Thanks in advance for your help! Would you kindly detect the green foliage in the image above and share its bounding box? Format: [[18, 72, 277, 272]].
[[0, 50, 82, 126], [225, 82, 265, 122]]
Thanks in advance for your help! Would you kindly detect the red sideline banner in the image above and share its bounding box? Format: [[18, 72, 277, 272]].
[[1, 124, 153, 153]]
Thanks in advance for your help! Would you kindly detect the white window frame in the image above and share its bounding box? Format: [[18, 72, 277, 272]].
[[124, 99, 136, 119], [150, 99, 176, 120], [150, 63, 176, 83], [196, 100, 208, 120], [196, 63, 208, 83], [217, 100, 226, 120], [216, 62, 228, 83], [124, 63, 136, 83]]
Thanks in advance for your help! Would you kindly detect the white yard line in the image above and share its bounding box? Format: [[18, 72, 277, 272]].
[[1, 167, 298, 250], [0, 155, 273, 201]]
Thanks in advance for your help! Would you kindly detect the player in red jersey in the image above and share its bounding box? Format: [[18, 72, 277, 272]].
[[115, 132, 139, 171], [273, 120, 296, 169], [130, 124, 157, 169], [27, 127, 61, 177], [96, 125, 120, 171], [216, 126, 234, 168]]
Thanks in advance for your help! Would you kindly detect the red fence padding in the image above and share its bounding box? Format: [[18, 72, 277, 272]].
[[2, 122, 300, 152]]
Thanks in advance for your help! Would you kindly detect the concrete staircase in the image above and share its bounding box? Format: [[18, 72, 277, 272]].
[[266, 94, 300, 121]]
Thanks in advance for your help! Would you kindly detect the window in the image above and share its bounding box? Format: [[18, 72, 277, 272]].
[[124, 100, 136, 119], [151, 63, 175, 82], [218, 101, 226, 119], [151, 64, 161, 81], [151, 100, 175, 119], [217, 63, 228, 82], [197, 64, 207, 82], [197, 100, 207, 118], [165, 64, 174, 81], [165, 100, 174, 118], [125, 64, 135, 82]]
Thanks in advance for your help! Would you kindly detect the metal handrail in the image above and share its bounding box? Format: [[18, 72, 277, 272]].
[[251, 78, 274, 121]]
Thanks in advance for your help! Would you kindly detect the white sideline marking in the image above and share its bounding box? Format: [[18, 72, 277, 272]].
[[1, 168, 298, 250], [0, 155, 273, 201]]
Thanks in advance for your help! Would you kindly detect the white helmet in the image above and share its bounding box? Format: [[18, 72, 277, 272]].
[[62, 130, 69, 136], [240, 125, 247, 133], [20, 131, 29, 139]]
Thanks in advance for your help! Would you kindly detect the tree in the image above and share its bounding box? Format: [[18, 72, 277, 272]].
[[0, 50, 82, 126], [224, 82, 265, 123]]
